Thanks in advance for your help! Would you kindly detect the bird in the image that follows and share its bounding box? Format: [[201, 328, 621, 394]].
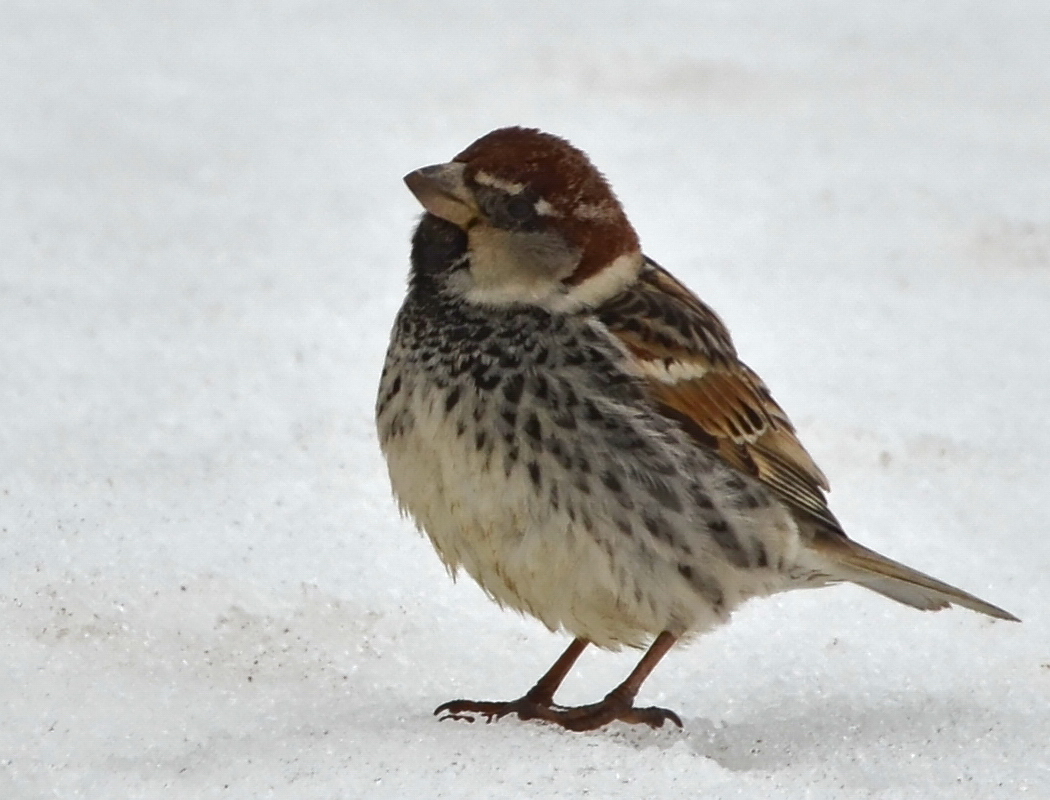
[[375, 126, 1018, 732]]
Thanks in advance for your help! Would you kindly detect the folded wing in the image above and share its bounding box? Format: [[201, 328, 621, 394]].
[[594, 259, 840, 534]]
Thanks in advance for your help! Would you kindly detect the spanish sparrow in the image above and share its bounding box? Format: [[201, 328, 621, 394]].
[[375, 127, 1017, 732]]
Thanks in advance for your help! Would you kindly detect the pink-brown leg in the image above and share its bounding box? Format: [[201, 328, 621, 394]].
[[435, 637, 588, 723], [437, 632, 682, 732]]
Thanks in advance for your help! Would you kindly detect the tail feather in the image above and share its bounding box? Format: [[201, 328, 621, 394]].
[[811, 536, 1019, 622]]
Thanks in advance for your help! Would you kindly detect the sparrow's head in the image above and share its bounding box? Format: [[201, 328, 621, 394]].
[[404, 127, 642, 309]]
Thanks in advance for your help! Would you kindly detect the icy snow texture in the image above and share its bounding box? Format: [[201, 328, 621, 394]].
[[1, 1, 1048, 797]]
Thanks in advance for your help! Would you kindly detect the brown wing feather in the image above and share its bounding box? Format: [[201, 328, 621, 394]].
[[596, 259, 839, 532]]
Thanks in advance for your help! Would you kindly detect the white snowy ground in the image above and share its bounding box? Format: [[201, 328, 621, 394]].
[[2, 1, 1048, 797]]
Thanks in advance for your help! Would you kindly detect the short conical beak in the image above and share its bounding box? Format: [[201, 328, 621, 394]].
[[403, 161, 478, 228]]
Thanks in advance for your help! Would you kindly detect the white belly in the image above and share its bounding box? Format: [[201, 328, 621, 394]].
[[380, 381, 723, 649]]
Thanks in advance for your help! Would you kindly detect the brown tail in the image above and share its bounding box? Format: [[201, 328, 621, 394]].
[[811, 535, 1019, 622]]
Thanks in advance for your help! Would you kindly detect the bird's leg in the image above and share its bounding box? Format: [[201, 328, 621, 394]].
[[539, 630, 682, 731], [436, 631, 683, 732], [435, 637, 589, 723]]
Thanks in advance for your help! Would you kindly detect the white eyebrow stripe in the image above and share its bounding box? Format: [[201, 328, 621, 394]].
[[534, 198, 560, 217], [474, 170, 526, 195]]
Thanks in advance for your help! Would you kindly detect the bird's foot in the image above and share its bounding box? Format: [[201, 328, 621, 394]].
[[434, 695, 553, 725], [435, 692, 682, 732]]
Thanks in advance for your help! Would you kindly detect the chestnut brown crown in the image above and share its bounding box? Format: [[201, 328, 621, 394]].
[[405, 127, 641, 287]]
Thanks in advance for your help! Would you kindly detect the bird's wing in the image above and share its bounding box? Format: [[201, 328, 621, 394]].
[[594, 258, 841, 532]]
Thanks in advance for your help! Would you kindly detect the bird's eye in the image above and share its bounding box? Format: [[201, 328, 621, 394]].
[[474, 184, 542, 230], [504, 194, 535, 222]]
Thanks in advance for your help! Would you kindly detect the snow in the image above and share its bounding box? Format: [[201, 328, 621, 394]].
[[2, 1, 1048, 797]]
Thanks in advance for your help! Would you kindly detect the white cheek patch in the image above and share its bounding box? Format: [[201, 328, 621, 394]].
[[465, 282, 562, 306], [459, 226, 579, 307], [552, 251, 644, 312]]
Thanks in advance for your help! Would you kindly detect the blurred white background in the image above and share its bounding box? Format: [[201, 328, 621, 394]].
[[1, 2, 1047, 797]]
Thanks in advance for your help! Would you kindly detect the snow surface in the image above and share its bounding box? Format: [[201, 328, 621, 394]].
[[2, 1, 1048, 797]]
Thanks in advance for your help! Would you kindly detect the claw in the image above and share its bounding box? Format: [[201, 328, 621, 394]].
[[433, 695, 682, 732]]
